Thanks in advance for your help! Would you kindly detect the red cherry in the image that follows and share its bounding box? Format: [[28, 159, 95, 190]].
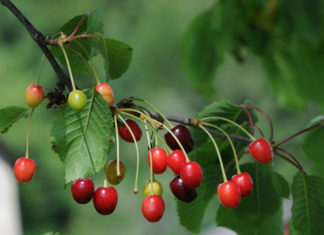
[[93, 187, 118, 215], [217, 181, 241, 209], [118, 119, 142, 142], [142, 195, 165, 222], [25, 84, 44, 107], [95, 83, 114, 106], [71, 178, 94, 204], [248, 138, 273, 163], [147, 148, 168, 174], [179, 161, 203, 189], [14, 157, 36, 183], [167, 150, 187, 174], [164, 125, 194, 153], [231, 172, 253, 197], [169, 176, 197, 203]]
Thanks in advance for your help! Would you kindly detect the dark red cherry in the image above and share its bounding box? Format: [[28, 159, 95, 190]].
[[164, 125, 194, 153], [147, 148, 168, 174], [118, 119, 142, 142], [248, 138, 273, 163], [169, 176, 197, 203], [71, 178, 94, 204], [231, 172, 253, 197], [217, 181, 241, 209], [93, 187, 118, 215], [167, 150, 187, 174], [142, 195, 165, 222], [179, 161, 203, 189]]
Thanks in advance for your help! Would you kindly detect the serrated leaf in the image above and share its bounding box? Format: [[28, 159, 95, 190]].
[[182, 8, 224, 97], [50, 9, 104, 74], [272, 171, 290, 198], [51, 89, 114, 183], [0, 106, 28, 134], [291, 172, 324, 235], [216, 163, 283, 235], [302, 116, 324, 177], [97, 38, 133, 80]]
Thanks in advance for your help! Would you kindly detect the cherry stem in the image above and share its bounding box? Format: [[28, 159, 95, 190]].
[[144, 120, 154, 195], [117, 114, 140, 194], [274, 151, 306, 175], [104, 179, 108, 187], [200, 116, 256, 141], [276, 147, 303, 170], [120, 108, 189, 160], [199, 124, 228, 182], [273, 122, 324, 148], [25, 108, 35, 159], [240, 105, 255, 136], [202, 122, 241, 174], [36, 54, 45, 86], [67, 34, 104, 42], [113, 114, 121, 177], [59, 44, 76, 90], [120, 111, 170, 153], [254, 124, 265, 137], [66, 44, 97, 86], [244, 105, 274, 142], [69, 13, 88, 38], [132, 98, 174, 128], [73, 40, 101, 85]]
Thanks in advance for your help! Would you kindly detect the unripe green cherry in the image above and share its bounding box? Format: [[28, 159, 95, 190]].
[[142, 180, 163, 198], [68, 90, 87, 111]]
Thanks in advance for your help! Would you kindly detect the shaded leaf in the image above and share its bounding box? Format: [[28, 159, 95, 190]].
[[302, 116, 324, 177], [51, 89, 114, 183], [182, 8, 224, 96], [291, 172, 324, 235], [0, 106, 28, 134], [272, 171, 290, 198], [216, 163, 283, 235]]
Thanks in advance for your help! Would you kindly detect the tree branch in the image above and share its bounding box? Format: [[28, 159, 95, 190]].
[[0, 0, 71, 89]]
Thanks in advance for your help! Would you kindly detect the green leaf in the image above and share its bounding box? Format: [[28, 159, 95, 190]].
[[98, 38, 133, 80], [291, 172, 324, 235], [182, 8, 224, 97], [0, 106, 28, 134], [50, 9, 104, 74], [302, 116, 324, 177], [272, 171, 290, 199], [216, 163, 283, 235], [176, 143, 219, 233], [51, 89, 114, 183]]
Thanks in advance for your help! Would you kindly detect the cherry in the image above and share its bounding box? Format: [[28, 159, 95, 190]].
[[105, 160, 126, 185], [14, 157, 36, 183], [167, 150, 186, 174], [68, 90, 87, 111], [95, 83, 114, 106], [93, 186, 118, 215], [71, 178, 94, 204], [248, 138, 273, 163], [118, 119, 142, 142], [179, 161, 202, 189], [217, 181, 241, 209], [231, 172, 253, 197], [142, 195, 165, 222], [25, 84, 44, 107], [142, 180, 163, 198], [169, 176, 197, 203], [147, 148, 168, 174], [164, 125, 194, 153]]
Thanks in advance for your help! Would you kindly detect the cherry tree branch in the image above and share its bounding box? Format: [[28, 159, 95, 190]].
[[0, 0, 71, 89]]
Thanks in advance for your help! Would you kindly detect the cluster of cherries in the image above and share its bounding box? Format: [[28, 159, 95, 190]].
[[14, 78, 274, 222]]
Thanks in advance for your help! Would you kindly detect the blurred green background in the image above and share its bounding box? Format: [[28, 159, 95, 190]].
[[0, 0, 321, 234]]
